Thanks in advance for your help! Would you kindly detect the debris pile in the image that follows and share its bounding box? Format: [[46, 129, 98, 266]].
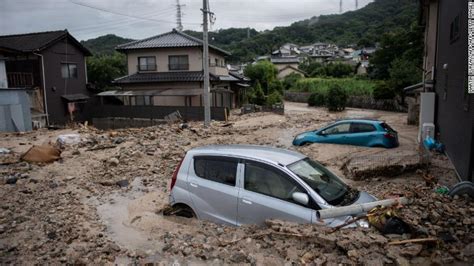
[[0, 104, 472, 264]]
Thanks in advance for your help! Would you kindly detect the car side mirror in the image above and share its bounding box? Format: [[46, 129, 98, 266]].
[[292, 192, 309, 206], [318, 131, 326, 136]]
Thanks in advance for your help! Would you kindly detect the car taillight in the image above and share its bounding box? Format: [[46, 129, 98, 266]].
[[170, 157, 184, 191], [384, 133, 395, 139]]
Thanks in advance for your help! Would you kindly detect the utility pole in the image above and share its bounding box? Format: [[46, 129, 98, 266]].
[[339, 0, 343, 13], [355, 0, 358, 9], [176, 0, 184, 31], [202, 0, 211, 126]]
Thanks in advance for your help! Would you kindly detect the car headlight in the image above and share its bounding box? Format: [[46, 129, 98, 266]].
[[295, 135, 305, 140], [356, 219, 369, 228]]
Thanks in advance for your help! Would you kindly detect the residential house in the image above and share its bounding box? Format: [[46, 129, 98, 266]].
[[0, 30, 92, 126], [272, 43, 300, 57], [415, 0, 473, 181], [270, 57, 306, 79], [0, 57, 32, 132], [107, 29, 247, 111]]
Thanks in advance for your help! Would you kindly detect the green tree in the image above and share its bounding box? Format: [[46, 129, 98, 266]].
[[266, 91, 283, 106], [249, 81, 266, 106], [244, 61, 278, 94], [282, 72, 303, 90], [324, 63, 354, 78], [388, 58, 422, 96], [268, 80, 284, 94], [369, 22, 423, 80], [326, 85, 347, 111], [87, 52, 127, 91]]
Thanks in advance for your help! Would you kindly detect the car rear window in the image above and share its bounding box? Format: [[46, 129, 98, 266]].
[[351, 123, 376, 133], [380, 123, 396, 133], [194, 156, 237, 186]]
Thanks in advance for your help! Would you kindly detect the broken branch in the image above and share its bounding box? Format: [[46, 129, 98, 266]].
[[388, 237, 438, 245]]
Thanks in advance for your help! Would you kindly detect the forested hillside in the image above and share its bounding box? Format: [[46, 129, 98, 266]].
[[82, 0, 418, 62], [185, 0, 419, 62], [81, 34, 134, 55]]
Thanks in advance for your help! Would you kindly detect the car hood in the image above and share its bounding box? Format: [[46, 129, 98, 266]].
[[322, 191, 377, 228], [295, 131, 316, 138], [353, 191, 378, 204]]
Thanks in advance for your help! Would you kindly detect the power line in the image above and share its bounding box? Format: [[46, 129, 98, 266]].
[[70, 7, 176, 33], [69, 0, 200, 25]]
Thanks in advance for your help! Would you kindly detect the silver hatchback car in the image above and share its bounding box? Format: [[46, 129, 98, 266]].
[[169, 145, 376, 227]]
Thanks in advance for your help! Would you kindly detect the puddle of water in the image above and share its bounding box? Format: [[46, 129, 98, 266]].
[[93, 177, 199, 256], [95, 177, 163, 252]]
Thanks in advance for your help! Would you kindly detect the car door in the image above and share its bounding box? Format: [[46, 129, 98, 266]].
[[348, 122, 377, 146], [187, 156, 239, 225], [319, 122, 351, 144], [237, 160, 314, 225]]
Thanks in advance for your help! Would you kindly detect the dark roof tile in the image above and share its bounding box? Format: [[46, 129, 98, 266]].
[[114, 71, 220, 84], [117, 29, 230, 56], [0, 30, 91, 55]]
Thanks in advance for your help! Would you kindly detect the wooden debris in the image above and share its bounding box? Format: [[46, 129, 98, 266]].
[[388, 237, 438, 245]]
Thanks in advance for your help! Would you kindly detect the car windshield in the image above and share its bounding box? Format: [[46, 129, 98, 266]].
[[287, 158, 358, 206]]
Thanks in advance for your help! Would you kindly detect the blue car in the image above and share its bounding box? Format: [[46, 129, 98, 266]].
[[292, 119, 399, 148]]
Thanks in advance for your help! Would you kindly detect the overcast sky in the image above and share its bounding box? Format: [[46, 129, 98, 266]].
[[1, 0, 372, 41]]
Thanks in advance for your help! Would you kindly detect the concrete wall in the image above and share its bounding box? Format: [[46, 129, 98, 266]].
[[275, 63, 298, 71], [0, 89, 32, 132], [423, 0, 439, 76], [277, 67, 303, 79], [126, 47, 228, 76]]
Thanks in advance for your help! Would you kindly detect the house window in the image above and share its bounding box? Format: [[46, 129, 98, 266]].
[[61, 63, 77, 79], [450, 14, 460, 43], [169, 55, 189, 70], [138, 56, 156, 71]]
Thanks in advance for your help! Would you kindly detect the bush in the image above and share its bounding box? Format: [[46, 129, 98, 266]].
[[326, 85, 347, 111], [249, 81, 266, 106], [268, 80, 284, 94], [373, 81, 396, 100], [266, 91, 283, 106], [282, 73, 303, 90], [292, 78, 375, 96], [307, 91, 326, 107]]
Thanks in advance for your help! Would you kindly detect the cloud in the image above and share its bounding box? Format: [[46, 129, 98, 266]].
[[0, 0, 372, 41]]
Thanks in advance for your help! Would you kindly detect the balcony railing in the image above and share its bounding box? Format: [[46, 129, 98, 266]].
[[7, 72, 34, 88], [168, 64, 189, 71], [137, 64, 157, 72]]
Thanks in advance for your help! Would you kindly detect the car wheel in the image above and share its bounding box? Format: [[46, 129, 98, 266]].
[[164, 204, 196, 218]]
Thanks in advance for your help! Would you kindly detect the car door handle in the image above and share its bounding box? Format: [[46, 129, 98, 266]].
[[242, 198, 252, 205], [189, 182, 198, 188]]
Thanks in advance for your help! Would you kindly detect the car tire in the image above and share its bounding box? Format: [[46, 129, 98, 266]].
[[165, 203, 196, 218], [449, 181, 474, 199]]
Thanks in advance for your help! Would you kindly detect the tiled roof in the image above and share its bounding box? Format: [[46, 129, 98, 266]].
[[116, 29, 230, 56], [0, 30, 91, 55], [114, 71, 237, 84], [270, 57, 301, 64]]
